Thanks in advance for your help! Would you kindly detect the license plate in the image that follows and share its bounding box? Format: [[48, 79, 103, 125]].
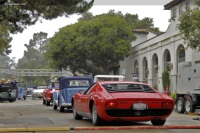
[[133, 103, 147, 110]]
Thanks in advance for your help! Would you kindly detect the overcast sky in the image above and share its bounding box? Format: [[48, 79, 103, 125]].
[[9, 0, 172, 61]]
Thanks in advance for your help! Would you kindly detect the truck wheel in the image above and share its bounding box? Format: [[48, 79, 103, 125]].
[[185, 97, 195, 114], [176, 97, 185, 113]]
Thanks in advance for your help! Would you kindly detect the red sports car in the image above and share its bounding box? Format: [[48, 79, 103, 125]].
[[72, 81, 174, 126], [43, 82, 59, 106]]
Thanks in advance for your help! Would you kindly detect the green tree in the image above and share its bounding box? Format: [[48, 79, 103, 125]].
[[0, 0, 94, 55], [0, 25, 12, 55], [78, 12, 93, 21], [0, 55, 16, 79], [0, 0, 94, 34], [17, 32, 50, 85], [79, 11, 161, 33], [178, 0, 200, 51], [45, 14, 136, 75]]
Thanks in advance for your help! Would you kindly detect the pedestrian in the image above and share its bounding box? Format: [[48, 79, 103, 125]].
[[11, 76, 18, 99], [18, 79, 26, 100]]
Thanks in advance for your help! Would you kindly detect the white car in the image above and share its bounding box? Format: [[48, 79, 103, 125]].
[[32, 86, 46, 100], [26, 87, 34, 96]]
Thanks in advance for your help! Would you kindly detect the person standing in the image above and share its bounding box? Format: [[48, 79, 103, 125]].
[[11, 76, 18, 99], [18, 79, 26, 100]]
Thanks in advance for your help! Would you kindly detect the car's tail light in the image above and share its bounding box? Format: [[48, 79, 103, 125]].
[[162, 102, 173, 108], [105, 102, 118, 109]]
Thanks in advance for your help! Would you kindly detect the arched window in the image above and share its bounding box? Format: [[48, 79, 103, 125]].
[[178, 45, 185, 63], [134, 60, 139, 73], [164, 49, 171, 71], [143, 57, 148, 80], [152, 54, 158, 74]]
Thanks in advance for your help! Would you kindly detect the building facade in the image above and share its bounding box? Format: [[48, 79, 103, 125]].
[[119, 0, 199, 93]]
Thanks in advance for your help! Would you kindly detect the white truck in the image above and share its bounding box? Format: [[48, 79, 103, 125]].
[[176, 61, 200, 114]]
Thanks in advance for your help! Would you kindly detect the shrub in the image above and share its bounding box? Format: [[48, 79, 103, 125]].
[[162, 70, 170, 90]]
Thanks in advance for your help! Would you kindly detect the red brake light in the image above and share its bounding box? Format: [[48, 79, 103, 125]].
[[162, 102, 173, 108], [105, 102, 118, 109]]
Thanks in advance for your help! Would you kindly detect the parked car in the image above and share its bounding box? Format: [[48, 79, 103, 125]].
[[0, 81, 17, 102], [26, 85, 36, 96], [43, 82, 59, 106], [72, 81, 174, 126], [32, 85, 46, 100], [52, 76, 93, 112]]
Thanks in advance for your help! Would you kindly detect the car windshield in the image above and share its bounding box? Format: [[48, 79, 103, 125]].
[[102, 83, 155, 93]]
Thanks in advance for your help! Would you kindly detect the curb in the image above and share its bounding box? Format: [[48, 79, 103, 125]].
[[0, 127, 70, 132], [74, 125, 200, 130], [1, 125, 200, 132]]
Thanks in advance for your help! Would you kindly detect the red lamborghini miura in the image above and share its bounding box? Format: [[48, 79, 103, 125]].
[[72, 81, 174, 126]]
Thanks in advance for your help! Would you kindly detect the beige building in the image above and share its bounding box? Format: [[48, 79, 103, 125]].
[[119, 0, 199, 93]]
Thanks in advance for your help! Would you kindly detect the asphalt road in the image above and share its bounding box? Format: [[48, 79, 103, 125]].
[[0, 96, 200, 133]]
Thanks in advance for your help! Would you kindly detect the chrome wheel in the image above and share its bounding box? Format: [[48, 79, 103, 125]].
[[176, 97, 185, 113]]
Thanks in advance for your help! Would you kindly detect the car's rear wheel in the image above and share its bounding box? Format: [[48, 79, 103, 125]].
[[43, 99, 46, 105], [185, 97, 195, 114], [73, 104, 83, 120], [92, 103, 103, 126], [9, 99, 14, 102], [59, 106, 64, 112], [46, 101, 50, 106], [23, 96, 26, 100], [151, 119, 166, 126], [176, 97, 185, 113], [53, 101, 57, 110]]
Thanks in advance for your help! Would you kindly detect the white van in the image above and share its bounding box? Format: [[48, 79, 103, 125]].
[[94, 75, 125, 82]]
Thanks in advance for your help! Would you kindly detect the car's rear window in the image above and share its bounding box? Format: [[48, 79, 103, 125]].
[[102, 83, 155, 93], [68, 80, 90, 87]]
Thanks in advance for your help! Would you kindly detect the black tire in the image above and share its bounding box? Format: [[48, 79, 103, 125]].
[[53, 101, 58, 110], [73, 103, 83, 120], [59, 106, 64, 112], [43, 99, 46, 105], [176, 97, 185, 113], [46, 101, 50, 106], [9, 99, 13, 102], [184, 97, 195, 114], [151, 119, 166, 126], [92, 103, 103, 126]]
